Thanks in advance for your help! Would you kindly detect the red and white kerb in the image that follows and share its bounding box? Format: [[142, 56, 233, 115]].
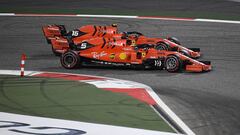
[[20, 54, 26, 77]]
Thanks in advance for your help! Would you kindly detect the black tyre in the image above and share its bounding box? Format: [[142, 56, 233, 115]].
[[179, 50, 190, 58], [164, 55, 182, 72], [52, 46, 61, 56], [61, 51, 81, 69], [167, 37, 181, 45], [155, 41, 170, 51]]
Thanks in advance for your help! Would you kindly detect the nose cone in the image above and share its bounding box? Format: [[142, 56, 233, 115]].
[[203, 64, 212, 71], [191, 51, 201, 58]]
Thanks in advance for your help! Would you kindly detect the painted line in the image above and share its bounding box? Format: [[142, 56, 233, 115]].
[[1, 13, 240, 24], [0, 13, 15, 16], [76, 14, 138, 19], [195, 18, 240, 24], [138, 16, 194, 21], [16, 13, 78, 17], [0, 70, 195, 135]]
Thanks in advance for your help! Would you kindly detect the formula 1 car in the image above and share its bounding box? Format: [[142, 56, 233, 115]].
[[42, 24, 201, 58], [60, 37, 211, 72], [123, 32, 201, 58]]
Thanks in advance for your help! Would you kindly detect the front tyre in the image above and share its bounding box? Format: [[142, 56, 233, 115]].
[[155, 41, 170, 51], [167, 37, 181, 45], [61, 51, 81, 69], [165, 55, 182, 72]]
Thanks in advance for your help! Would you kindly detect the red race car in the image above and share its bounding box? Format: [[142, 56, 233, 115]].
[[60, 37, 211, 72], [123, 32, 200, 58], [42, 24, 201, 58]]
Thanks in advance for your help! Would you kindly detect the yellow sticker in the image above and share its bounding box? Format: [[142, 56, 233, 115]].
[[119, 53, 127, 60], [109, 53, 115, 59], [142, 52, 146, 57]]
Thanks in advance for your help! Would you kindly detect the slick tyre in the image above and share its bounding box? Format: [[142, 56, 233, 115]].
[[155, 41, 170, 51], [61, 51, 81, 69], [165, 55, 182, 72], [167, 37, 181, 45]]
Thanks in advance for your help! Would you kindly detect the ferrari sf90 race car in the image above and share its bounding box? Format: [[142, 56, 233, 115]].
[[60, 37, 211, 73], [42, 24, 201, 58], [123, 32, 201, 59]]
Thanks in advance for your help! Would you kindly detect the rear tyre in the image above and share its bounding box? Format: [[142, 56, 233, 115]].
[[167, 37, 181, 45], [155, 41, 170, 51], [61, 51, 81, 69], [165, 55, 182, 72]]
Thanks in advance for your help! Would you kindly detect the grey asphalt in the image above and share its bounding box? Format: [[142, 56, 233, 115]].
[[0, 16, 240, 135]]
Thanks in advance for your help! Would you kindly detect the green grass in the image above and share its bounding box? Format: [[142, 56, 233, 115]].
[[1, 7, 240, 21], [0, 75, 174, 132]]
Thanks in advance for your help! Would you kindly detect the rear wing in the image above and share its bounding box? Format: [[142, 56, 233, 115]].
[[42, 25, 67, 43]]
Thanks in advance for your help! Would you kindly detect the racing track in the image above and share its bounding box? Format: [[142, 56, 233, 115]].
[[0, 16, 240, 135]]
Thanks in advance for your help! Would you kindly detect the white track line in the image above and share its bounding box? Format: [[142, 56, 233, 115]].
[[76, 14, 138, 18], [0, 13, 15, 16], [195, 18, 240, 24]]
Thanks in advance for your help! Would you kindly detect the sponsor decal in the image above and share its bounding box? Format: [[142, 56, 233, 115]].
[[109, 53, 115, 59], [119, 53, 127, 60], [109, 41, 123, 46], [150, 56, 157, 59], [92, 51, 107, 59], [142, 52, 146, 57], [122, 47, 132, 51]]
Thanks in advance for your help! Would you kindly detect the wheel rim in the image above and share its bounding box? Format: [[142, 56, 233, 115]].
[[63, 54, 76, 68], [166, 57, 178, 70]]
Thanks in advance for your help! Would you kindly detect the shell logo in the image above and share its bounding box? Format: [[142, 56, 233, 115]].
[[119, 53, 127, 60]]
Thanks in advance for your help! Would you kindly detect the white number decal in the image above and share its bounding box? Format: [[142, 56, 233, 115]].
[[72, 31, 79, 36], [155, 60, 162, 67], [80, 43, 87, 49]]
